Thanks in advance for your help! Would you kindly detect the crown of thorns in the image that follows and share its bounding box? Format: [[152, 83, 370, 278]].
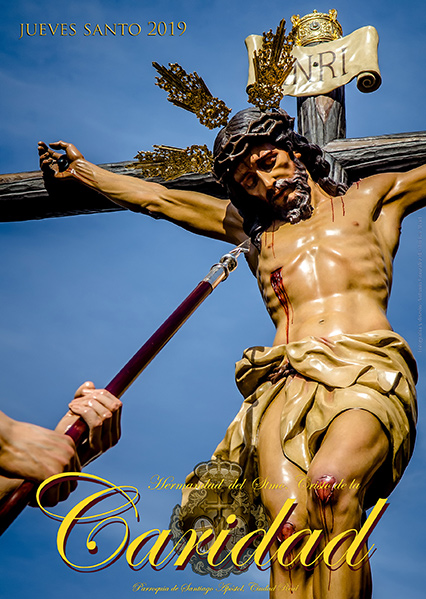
[[213, 108, 296, 187]]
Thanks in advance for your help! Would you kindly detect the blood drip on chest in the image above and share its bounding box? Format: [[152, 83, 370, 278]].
[[271, 228, 276, 258], [265, 227, 276, 258], [330, 198, 335, 222], [330, 197, 346, 221], [270, 268, 293, 343]]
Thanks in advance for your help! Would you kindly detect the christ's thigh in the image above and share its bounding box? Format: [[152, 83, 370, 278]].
[[308, 409, 389, 499], [257, 391, 312, 596], [257, 391, 307, 527]]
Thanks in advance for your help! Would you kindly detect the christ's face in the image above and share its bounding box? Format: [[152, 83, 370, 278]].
[[233, 144, 298, 205], [232, 143, 312, 224]]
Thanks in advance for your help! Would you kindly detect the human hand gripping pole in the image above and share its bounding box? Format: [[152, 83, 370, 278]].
[[0, 240, 250, 535]]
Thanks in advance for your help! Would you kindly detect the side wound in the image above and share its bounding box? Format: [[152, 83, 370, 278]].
[[270, 267, 294, 343]]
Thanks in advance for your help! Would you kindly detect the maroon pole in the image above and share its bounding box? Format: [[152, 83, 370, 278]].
[[0, 241, 248, 535]]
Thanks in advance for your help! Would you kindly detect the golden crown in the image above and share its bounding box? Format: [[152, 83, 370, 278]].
[[291, 9, 343, 46]]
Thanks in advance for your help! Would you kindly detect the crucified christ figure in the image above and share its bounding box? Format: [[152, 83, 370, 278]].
[[38, 107, 421, 598]]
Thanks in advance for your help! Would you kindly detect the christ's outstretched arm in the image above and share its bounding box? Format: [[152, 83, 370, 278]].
[[38, 141, 246, 245]]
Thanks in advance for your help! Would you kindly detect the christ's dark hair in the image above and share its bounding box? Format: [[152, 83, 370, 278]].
[[213, 107, 347, 243]]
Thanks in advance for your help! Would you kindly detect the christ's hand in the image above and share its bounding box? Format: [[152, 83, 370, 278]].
[[38, 140, 84, 179]]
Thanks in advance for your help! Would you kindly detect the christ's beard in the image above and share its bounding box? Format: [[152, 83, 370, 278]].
[[268, 159, 313, 224]]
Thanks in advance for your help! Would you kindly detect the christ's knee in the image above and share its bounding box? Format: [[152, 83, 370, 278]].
[[306, 471, 363, 532]]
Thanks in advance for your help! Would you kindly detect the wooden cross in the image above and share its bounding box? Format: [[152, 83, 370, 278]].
[[1, 128, 426, 223]]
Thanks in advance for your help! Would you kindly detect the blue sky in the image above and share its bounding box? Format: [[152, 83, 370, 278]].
[[0, 1, 425, 597]]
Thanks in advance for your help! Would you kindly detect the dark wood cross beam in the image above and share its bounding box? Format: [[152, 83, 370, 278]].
[[0, 166, 227, 223], [1, 129, 426, 223]]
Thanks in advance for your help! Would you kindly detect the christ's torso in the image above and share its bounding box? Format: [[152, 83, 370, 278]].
[[251, 182, 400, 345]]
